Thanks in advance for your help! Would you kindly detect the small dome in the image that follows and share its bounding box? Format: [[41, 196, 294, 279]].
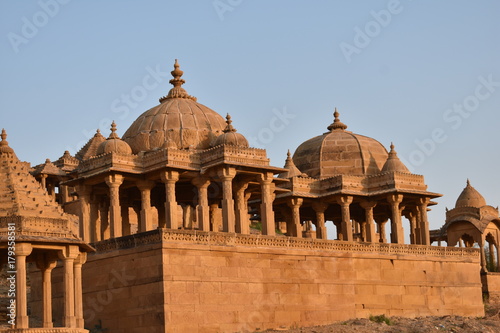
[[123, 60, 226, 152], [455, 180, 486, 208], [381, 143, 410, 173], [97, 122, 133, 155], [213, 114, 249, 147], [292, 109, 388, 178]]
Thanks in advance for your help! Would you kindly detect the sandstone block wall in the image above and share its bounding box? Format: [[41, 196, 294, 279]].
[[30, 230, 484, 333]]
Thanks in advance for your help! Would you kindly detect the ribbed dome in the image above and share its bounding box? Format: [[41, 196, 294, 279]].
[[381, 143, 410, 173], [97, 122, 133, 155], [293, 109, 388, 178], [213, 114, 249, 147], [123, 60, 226, 153], [455, 180, 486, 208]]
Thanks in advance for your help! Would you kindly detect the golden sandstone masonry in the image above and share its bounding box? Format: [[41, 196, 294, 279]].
[[1, 60, 498, 332]]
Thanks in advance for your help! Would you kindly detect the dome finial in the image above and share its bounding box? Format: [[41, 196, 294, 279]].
[[0, 129, 15, 155], [287, 149, 291, 159], [223, 113, 236, 133], [466, 178, 471, 186], [160, 59, 197, 102], [390, 142, 395, 151], [108, 121, 119, 139], [327, 107, 348, 131]]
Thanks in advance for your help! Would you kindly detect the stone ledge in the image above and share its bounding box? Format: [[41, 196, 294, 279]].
[[91, 229, 479, 260], [0, 329, 87, 333]]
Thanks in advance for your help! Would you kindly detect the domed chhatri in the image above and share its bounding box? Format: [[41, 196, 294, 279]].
[[213, 114, 249, 147], [292, 108, 388, 178], [455, 179, 487, 208], [381, 143, 410, 173], [122, 60, 226, 152], [97, 121, 133, 155]]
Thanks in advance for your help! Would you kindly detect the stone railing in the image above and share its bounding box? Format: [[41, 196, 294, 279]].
[[200, 146, 269, 168], [91, 229, 479, 259], [0, 216, 76, 239]]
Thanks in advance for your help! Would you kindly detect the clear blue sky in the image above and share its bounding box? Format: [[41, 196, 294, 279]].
[[1, 0, 499, 233]]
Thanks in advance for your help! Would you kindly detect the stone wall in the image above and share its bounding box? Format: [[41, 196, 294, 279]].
[[31, 230, 484, 332], [482, 272, 500, 302]]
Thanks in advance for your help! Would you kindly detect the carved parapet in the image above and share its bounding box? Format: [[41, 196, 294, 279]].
[[200, 145, 269, 169], [0, 216, 78, 240]]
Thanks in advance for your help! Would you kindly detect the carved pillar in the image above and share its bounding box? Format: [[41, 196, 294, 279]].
[[405, 210, 418, 245], [260, 172, 276, 236], [234, 181, 250, 234], [336, 196, 353, 242], [161, 170, 179, 230], [137, 180, 155, 233], [36, 256, 57, 328], [312, 202, 328, 240], [287, 198, 303, 238], [59, 246, 80, 328], [376, 218, 388, 243], [360, 201, 377, 243], [74, 252, 87, 329], [121, 204, 131, 236], [90, 196, 100, 242], [99, 201, 110, 240], [496, 244, 500, 272], [418, 197, 431, 245], [40, 173, 47, 190], [105, 174, 124, 238], [387, 194, 404, 244], [76, 184, 92, 243], [218, 167, 236, 233], [192, 177, 211, 232], [15, 243, 32, 329]]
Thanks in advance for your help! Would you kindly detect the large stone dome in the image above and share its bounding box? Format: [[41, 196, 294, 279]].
[[293, 109, 389, 178], [123, 60, 226, 153]]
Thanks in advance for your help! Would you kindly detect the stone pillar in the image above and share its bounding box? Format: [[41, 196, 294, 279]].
[[387, 194, 404, 244], [76, 184, 92, 243], [15, 243, 32, 329], [90, 197, 100, 242], [360, 201, 377, 243], [40, 173, 47, 190], [192, 177, 211, 232], [161, 170, 179, 230], [74, 252, 87, 329], [496, 244, 500, 272], [121, 204, 131, 236], [137, 180, 155, 233], [218, 167, 237, 233], [99, 201, 110, 240], [376, 218, 388, 243], [105, 174, 124, 238], [418, 197, 431, 245], [312, 202, 328, 240], [406, 210, 418, 245], [234, 181, 250, 234], [479, 236, 488, 272], [36, 257, 57, 328], [59, 246, 80, 328], [336, 196, 353, 242], [260, 172, 276, 236], [287, 198, 303, 238]]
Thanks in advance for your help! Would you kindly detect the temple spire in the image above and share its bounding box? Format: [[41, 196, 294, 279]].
[[159, 59, 197, 102], [327, 108, 348, 131]]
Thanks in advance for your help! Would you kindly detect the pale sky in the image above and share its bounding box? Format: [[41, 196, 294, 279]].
[[1, 0, 499, 233]]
